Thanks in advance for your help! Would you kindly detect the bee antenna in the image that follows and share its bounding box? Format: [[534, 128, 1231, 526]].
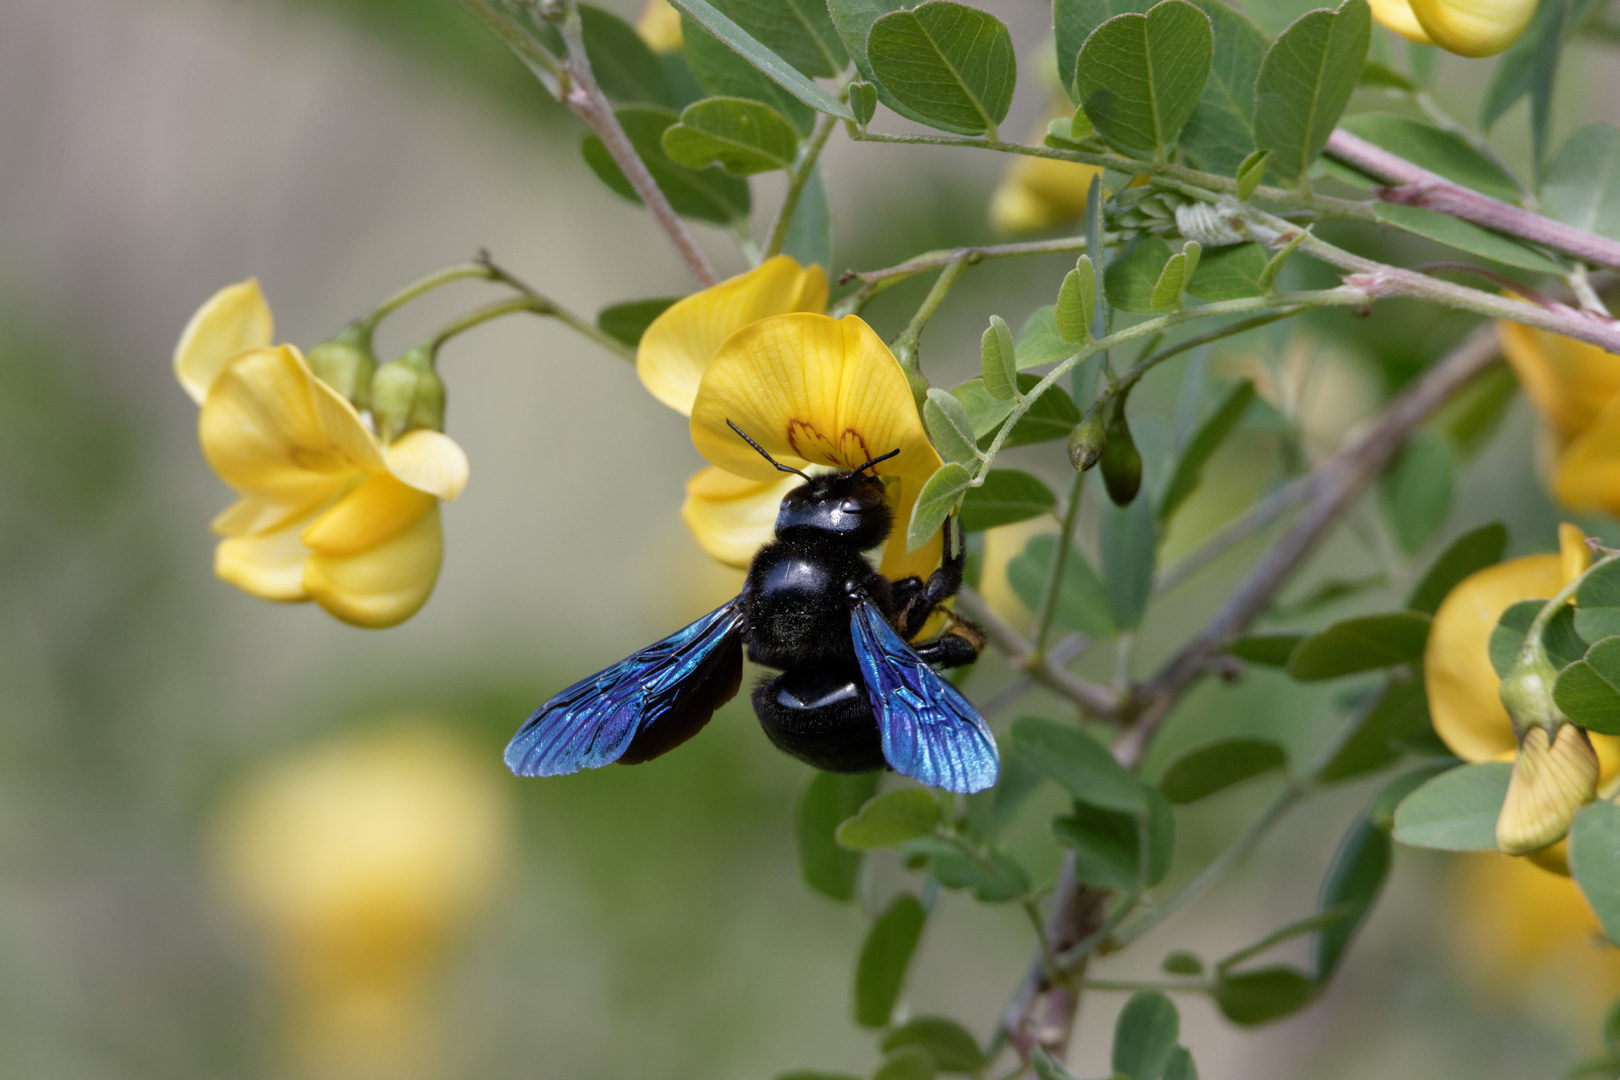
[[853, 448, 901, 474], [726, 420, 810, 480]]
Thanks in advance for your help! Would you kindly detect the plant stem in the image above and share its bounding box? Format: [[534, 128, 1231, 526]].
[[363, 262, 495, 327], [764, 112, 838, 260], [1031, 471, 1087, 657], [835, 235, 1098, 315], [1080, 978, 1211, 993], [1410, 90, 1535, 205], [427, 296, 550, 353], [955, 588, 1121, 716], [1154, 475, 1312, 595], [476, 254, 636, 360], [891, 252, 972, 410]]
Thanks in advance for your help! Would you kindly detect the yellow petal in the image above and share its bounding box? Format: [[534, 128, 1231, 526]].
[[1497, 724, 1598, 855], [1410, 0, 1537, 55], [990, 155, 1106, 233], [1498, 322, 1620, 447], [635, 0, 683, 52], [385, 430, 469, 502], [681, 466, 797, 569], [215, 512, 318, 603], [200, 346, 385, 507], [303, 473, 437, 556], [175, 279, 274, 405], [1553, 394, 1620, 515], [690, 312, 944, 486], [304, 505, 444, 628], [638, 256, 829, 416], [211, 493, 346, 538], [1559, 521, 1592, 581], [876, 474, 945, 583], [1426, 551, 1567, 764], [1368, 0, 1434, 42]]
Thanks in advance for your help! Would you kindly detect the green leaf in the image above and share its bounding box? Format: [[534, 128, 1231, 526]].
[[1031, 1047, 1082, 1080], [881, 1017, 987, 1074], [580, 4, 680, 108], [1335, 114, 1521, 202], [1491, 597, 1588, 675], [1391, 761, 1511, 850], [1159, 738, 1287, 803], [1106, 235, 1174, 313], [1317, 673, 1433, 783], [982, 315, 1019, 400], [782, 164, 834, 268], [1180, 0, 1269, 174], [1373, 204, 1563, 274], [1186, 242, 1267, 300], [1113, 991, 1180, 1080], [962, 374, 1082, 450], [1227, 633, 1302, 666], [797, 771, 881, 901], [1577, 559, 1620, 642], [1236, 149, 1271, 200], [1074, 0, 1214, 160], [1358, 58, 1414, 90], [867, 1, 1017, 137], [682, 14, 817, 131], [1163, 1046, 1198, 1080], [1544, 124, 1620, 243], [1311, 814, 1390, 981], [1212, 967, 1317, 1025], [1436, 363, 1518, 456], [837, 788, 942, 849], [663, 97, 800, 175], [1286, 612, 1431, 681], [776, 1073, 863, 1080], [959, 469, 1056, 532], [1253, 0, 1372, 182], [1379, 431, 1456, 554], [1570, 800, 1620, 945], [1006, 535, 1116, 637], [965, 755, 1043, 839], [1162, 951, 1204, 975], [1150, 245, 1197, 309], [669, 0, 856, 120], [1052, 795, 1175, 890], [908, 462, 973, 551], [1011, 717, 1143, 812], [926, 841, 1031, 902], [701, 0, 851, 79], [1369, 763, 1453, 832], [1554, 636, 1620, 735], [924, 388, 983, 465], [1159, 379, 1255, 518], [849, 79, 879, 125], [596, 297, 679, 347], [1102, 491, 1157, 629], [1014, 306, 1076, 369], [827, 0, 950, 130], [856, 893, 927, 1027], [1055, 0, 1155, 95], [1056, 258, 1099, 342], [1406, 522, 1508, 614], [581, 105, 752, 223]]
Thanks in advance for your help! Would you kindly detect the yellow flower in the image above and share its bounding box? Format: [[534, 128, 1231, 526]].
[[214, 723, 509, 1078], [1426, 524, 1620, 861], [176, 281, 469, 628], [688, 311, 947, 581], [1499, 322, 1620, 516], [1370, 0, 1536, 56], [635, 0, 683, 53], [989, 115, 1107, 234]]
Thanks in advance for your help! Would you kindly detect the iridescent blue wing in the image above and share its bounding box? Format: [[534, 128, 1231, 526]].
[[850, 599, 1000, 793], [505, 599, 745, 777]]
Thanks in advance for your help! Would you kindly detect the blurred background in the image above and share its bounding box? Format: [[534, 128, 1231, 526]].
[[2, 0, 1619, 1077]]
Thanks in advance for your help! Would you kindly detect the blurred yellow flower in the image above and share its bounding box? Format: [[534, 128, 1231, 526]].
[[1370, 0, 1536, 55], [989, 115, 1106, 234], [635, 0, 683, 53], [688, 311, 947, 582], [176, 281, 468, 628], [214, 724, 510, 1080], [1499, 322, 1620, 516], [1425, 523, 1620, 862]]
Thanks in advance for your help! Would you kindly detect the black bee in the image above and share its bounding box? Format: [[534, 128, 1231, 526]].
[[504, 422, 999, 793]]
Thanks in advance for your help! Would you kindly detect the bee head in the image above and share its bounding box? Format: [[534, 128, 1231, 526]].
[[725, 421, 897, 549]]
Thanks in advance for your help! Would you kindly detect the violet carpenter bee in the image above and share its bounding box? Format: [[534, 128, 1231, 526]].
[[504, 422, 999, 793]]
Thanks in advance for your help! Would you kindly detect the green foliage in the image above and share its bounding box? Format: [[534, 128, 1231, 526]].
[[981, 315, 1019, 401], [1053, 793, 1175, 889], [699, 0, 851, 78], [1571, 801, 1620, 944], [783, 164, 835, 267], [1491, 598, 1587, 675], [580, 4, 685, 108], [1253, 0, 1371, 183], [954, 374, 1082, 450], [1336, 114, 1521, 200], [1159, 738, 1287, 803], [880, 1017, 986, 1074], [1011, 717, 1144, 812], [663, 97, 801, 174], [925, 388, 984, 465], [1074, 0, 1213, 161], [1106, 235, 1174, 313], [873, 1045, 937, 1080], [682, 13, 817, 131], [1055, 258, 1098, 342], [1227, 633, 1303, 666], [1180, 0, 1268, 174], [1150, 241, 1200, 309], [1405, 522, 1507, 614], [1391, 761, 1512, 850], [958, 470, 1056, 531], [856, 894, 928, 1027], [1576, 558, 1620, 642], [1312, 814, 1390, 980], [1186, 242, 1267, 299], [595, 297, 678, 346], [867, 2, 1017, 136], [1159, 379, 1255, 519], [1112, 991, 1180, 1080], [1317, 674, 1435, 782], [798, 771, 881, 900], [925, 839, 1031, 901], [1286, 612, 1431, 681], [908, 463, 974, 551], [1211, 967, 1317, 1025], [1007, 535, 1116, 636], [669, 0, 854, 119], [1379, 431, 1456, 554], [581, 105, 751, 222], [1101, 492, 1157, 628], [1552, 636, 1620, 735], [838, 788, 943, 849], [1373, 204, 1564, 274], [1100, 399, 1144, 506]]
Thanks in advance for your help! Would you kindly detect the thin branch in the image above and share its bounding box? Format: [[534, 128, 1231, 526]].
[[1031, 472, 1087, 656], [1326, 128, 1620, 272], [1153, 475, 1311, 595], [955, 589, 1120, 717], [890, 252, 971, 409], [477, 252, 635, 360], [764, 112, 838, 260], [835, 235, 1098, 315]]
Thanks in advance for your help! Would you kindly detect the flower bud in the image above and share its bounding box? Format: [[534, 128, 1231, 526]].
[[1496, 655, 1600, 854], [1100, 402, 1142, 506], [305, 324, 378, 409], [1067, 411, 1106, 472], [371, 346, 446, 444]]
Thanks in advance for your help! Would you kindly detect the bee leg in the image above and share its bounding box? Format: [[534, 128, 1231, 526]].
[[897, 516, 967, 639], [911, 619, 984, 669]]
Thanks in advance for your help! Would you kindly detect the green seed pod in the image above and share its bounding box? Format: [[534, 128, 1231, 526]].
[[306, 323, 379, 409], [1100, 401, 1142, 506], [1067, 410, 1106, 472], [370, 345, 446, 444]]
